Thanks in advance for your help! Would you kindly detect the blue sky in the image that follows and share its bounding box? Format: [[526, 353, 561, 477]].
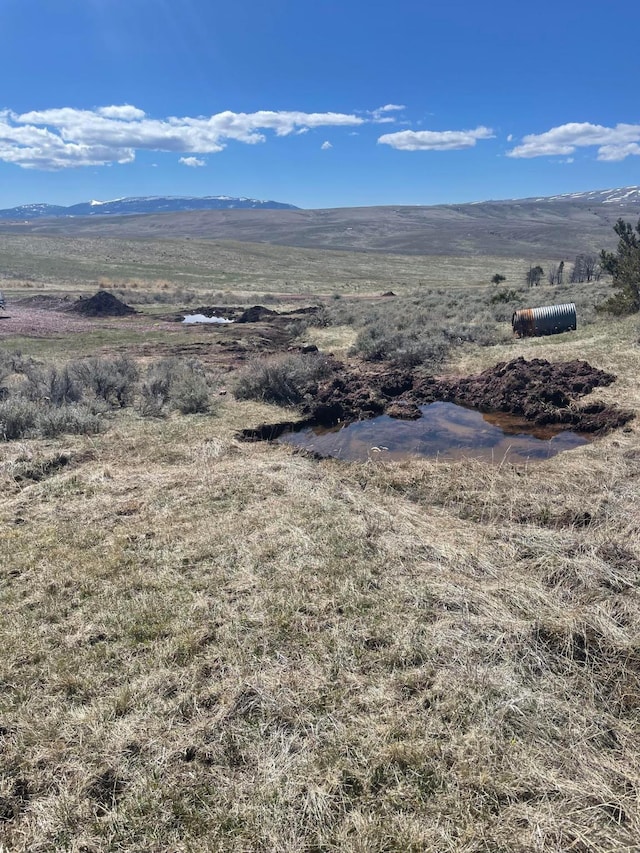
[[0, 0, 638, 209]]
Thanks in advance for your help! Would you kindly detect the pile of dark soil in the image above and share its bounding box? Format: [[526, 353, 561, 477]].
[[69, 291, 136, 317], [169, 305, 320, 324], [240, 357, 634, 441], [235, 304, 322, 323], [430, 357, 631, 433], [236, 305, 278, 323]]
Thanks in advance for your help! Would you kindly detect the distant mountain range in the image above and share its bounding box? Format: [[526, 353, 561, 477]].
[[0, 195, 299, 220], [491, 187, 640, 206], [1, 188, 639, 257]]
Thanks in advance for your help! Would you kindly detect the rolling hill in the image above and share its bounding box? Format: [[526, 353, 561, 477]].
[[1, 188, 639, 258]]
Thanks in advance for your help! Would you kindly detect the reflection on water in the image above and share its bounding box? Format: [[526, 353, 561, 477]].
[[278, 401, 590, 464], [182, 314, 234, 324]]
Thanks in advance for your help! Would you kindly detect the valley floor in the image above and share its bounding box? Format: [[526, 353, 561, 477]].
[[1, 309, 639, 851]]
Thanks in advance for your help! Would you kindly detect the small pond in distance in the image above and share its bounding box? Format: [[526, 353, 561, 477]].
[[278, 401, 591, 464]]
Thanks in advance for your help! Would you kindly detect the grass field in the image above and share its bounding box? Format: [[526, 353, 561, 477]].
[[0, 233, 562, 297], [1, 236, 639, 852]]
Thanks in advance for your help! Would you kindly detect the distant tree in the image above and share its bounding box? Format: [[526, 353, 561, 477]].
[[491, 273, 506, 285], [570, 254, 600, 283], [547, 261, 566, 285], [526, 265, 544, 287], [599, 218, 640, 314]]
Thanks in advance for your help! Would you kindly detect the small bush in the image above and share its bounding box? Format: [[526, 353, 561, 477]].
[[0, 348, 37, 382], [234, 353, 332, 407], [137, 358, 215, 417], [72, 356, 138, 407], [489, 288, 520, 304], [37, 404, 103, 438], [20, 365, 83, 406], [0, 398, 39, 440], [170, 368, 212, 415], [137, 360, 174, 417], [596, 290, 638, 316]]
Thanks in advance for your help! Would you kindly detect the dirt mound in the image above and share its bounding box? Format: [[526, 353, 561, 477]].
[[240, 357, 634, 442], [69, 291, 136, 317], [429, 357, 631, 433], [187, 306, 240, 320], [236, 305, 278, 323]]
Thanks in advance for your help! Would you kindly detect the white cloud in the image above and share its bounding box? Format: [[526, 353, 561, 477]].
[[597, 142, 640, 162], [507, 133, 513, 142], [378, 126, 494, 151], [179, 156, 206, 167], [0, 104, 366, 169], [320, 140, 332, 150], [370, 103, 406, 123], [507, 122, 640, 161], [97, 105, 146, 120]]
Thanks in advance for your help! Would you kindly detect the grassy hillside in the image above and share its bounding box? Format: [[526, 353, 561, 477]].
[[0, 234, 561, 304], [0, 238, 639, 851], [2, 195, 640, 257]]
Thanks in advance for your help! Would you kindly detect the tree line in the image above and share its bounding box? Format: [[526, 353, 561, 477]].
[[491, 218, 639, 315], [523, 255, 602, 288]]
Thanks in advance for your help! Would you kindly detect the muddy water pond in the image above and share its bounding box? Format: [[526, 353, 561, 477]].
[[278, 402, 591, 464]]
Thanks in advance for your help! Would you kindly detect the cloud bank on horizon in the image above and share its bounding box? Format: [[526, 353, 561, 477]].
[[1, 104, 639, 171]]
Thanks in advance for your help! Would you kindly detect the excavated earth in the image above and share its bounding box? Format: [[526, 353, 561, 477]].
[[69, 290, 136, 317], [240, 356, 634, 442]]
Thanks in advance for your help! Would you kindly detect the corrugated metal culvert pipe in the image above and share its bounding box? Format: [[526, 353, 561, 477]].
[[512, 302, 577, 338]]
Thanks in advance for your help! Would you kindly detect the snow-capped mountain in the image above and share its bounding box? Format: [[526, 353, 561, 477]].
[[519, 187, 640, 205], [0, 195, 299, 220], [0, 203, 69, 219]]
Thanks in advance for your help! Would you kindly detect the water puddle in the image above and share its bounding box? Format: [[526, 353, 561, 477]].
[[182, 314, 234, 324], [278, 402, 591, 464]]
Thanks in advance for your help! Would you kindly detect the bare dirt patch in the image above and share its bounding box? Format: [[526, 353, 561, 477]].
[[0, 299, 298, 344], [0, 305, 114, 337]]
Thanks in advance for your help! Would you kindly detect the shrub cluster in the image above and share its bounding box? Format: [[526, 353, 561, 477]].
[[489, 288, 521, 305], [329, 288, 510, 369], [137, 358, 213, 417], [0, 352, 219, 441], [233, 353, 332, 407], [326, 277, 614, 368]]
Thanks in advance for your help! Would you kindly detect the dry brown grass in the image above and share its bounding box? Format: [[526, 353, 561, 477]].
[[0, 233, 565, 300], [0, 237, 639, 851]]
